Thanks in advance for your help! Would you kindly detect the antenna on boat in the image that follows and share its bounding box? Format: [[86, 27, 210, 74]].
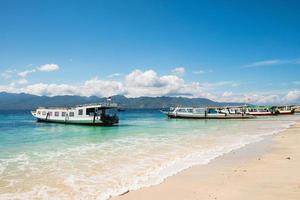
[[107, 96, 112, 105]]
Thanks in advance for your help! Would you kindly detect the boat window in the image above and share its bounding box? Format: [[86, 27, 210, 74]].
[[78, 109, 83, 115], [194, 109, 205, 114], [187, 109, 193, 113], [86, 108, 96, 116], [49, 112, 53, 116], [177, 109, 187, 112], [42, 111, 46, 115], [62, 112, 66, 117], [37, 111, 41, 115], [208, 108, 218, 114], [69, 112, 74, 117], [55, 112, 59, 116]]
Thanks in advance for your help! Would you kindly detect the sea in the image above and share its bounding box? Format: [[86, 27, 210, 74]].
[[0, 109, 299, 200]]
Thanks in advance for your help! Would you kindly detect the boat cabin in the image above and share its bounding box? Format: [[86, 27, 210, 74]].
[[32, 103, 119, 125]]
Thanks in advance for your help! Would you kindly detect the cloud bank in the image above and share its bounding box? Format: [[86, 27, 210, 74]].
[[0, 68, 299, 104]]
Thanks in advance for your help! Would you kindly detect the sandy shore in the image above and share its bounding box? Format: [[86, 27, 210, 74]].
[[114, 120, 300, 200]]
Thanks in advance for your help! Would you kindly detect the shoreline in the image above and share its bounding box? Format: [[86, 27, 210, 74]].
[[113, 120, 300, 200]]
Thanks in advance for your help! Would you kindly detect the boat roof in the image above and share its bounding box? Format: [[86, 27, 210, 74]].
[[38, 102, 118, 110], [246, 105, 273, 109]]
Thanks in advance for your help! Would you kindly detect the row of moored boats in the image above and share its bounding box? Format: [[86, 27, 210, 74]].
[[163, 105, 297, 119], [31, 103, 299, 126]]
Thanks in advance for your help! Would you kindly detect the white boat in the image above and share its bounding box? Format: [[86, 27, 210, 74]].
[[275, 106, 295, 115], [219, 106, 245, 115], [292, 106, 300, 113], [31, 103, 119, 126], [245, 106, 275, 116], [164, 107, 254, 119]]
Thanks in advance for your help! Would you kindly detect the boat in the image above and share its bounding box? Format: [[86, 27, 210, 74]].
[[164, 107, 255, 119], [275, 106, 295, 115], [245, 106, 276, 116], [219, 106, 246, 115], [31, 102, 119, 126], [293, 106, 300, 113]]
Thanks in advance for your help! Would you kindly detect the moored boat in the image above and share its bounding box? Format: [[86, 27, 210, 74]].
[[165, 107, 255, 119], [293, 106, 300, 113], [275, 106, 295, 115], [245, 106, 276, 116], [31, 103, 119, 126]]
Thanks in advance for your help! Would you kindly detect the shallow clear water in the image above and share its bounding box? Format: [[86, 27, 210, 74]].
[[0, 110, 299, 199]]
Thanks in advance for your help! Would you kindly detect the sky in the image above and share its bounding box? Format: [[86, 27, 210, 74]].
[[0, 0, 300, 104]]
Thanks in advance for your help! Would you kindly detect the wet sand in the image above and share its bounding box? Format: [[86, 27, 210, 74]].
[[114, 120, 300, 200]]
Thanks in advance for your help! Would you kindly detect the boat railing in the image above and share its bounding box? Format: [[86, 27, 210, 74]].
[[37, 102, 118, 110]]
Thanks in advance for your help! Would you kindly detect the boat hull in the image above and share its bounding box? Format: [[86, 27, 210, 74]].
[[167, 113, 254, 119], [277, 110, 295, 115], [245, 112, 275, 116], [248, 113, 274, 116], [36, 118, 117, 126]]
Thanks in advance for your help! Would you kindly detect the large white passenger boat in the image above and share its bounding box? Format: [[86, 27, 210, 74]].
[[31, 103, 119, 126], [164, 107, 254, 119]]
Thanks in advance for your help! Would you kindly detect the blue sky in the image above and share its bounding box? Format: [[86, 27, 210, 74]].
[[0, 0, 300, 104]]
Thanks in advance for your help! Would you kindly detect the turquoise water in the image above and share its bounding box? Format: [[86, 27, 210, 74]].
[[0, 110, 299, 199]]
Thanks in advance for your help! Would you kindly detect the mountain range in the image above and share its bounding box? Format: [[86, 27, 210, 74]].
[[0, 92, 246, 110]]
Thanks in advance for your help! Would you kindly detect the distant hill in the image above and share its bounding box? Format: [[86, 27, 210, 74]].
[[0, 92, 246, 110]]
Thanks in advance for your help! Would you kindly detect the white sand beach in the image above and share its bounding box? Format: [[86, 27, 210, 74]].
[[115, 120, 300, 200]]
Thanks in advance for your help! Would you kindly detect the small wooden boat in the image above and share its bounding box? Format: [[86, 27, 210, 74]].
[[164, 107, 255, 119], [31, 103, 119, 126]]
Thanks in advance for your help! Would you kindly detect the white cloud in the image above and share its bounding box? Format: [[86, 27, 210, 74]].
[[17, 79, 28, 85], [17, 78, 124, 97], [0, 69, 207, 98], [108, 73, 123, 78], [202, 81, 239, 88], [256, 95, 281, 104], [284, 90, 300, 103], [16, 63, 59, 78], [193, 70, 205, 75], [222, 91, 233, 98], [243, 59, 281, 68], [37, 64, 59, 72], [1, 69, 18, 80], [243, 58, 300, 68], [1, 68, 300, 104], [172, 67, 185, 76], [1, 72, 12, 80], [125, 70, 162, 88], [124, 69, 207, 97], [213, 90, 300, 105], [18, 69, 36, 77]]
